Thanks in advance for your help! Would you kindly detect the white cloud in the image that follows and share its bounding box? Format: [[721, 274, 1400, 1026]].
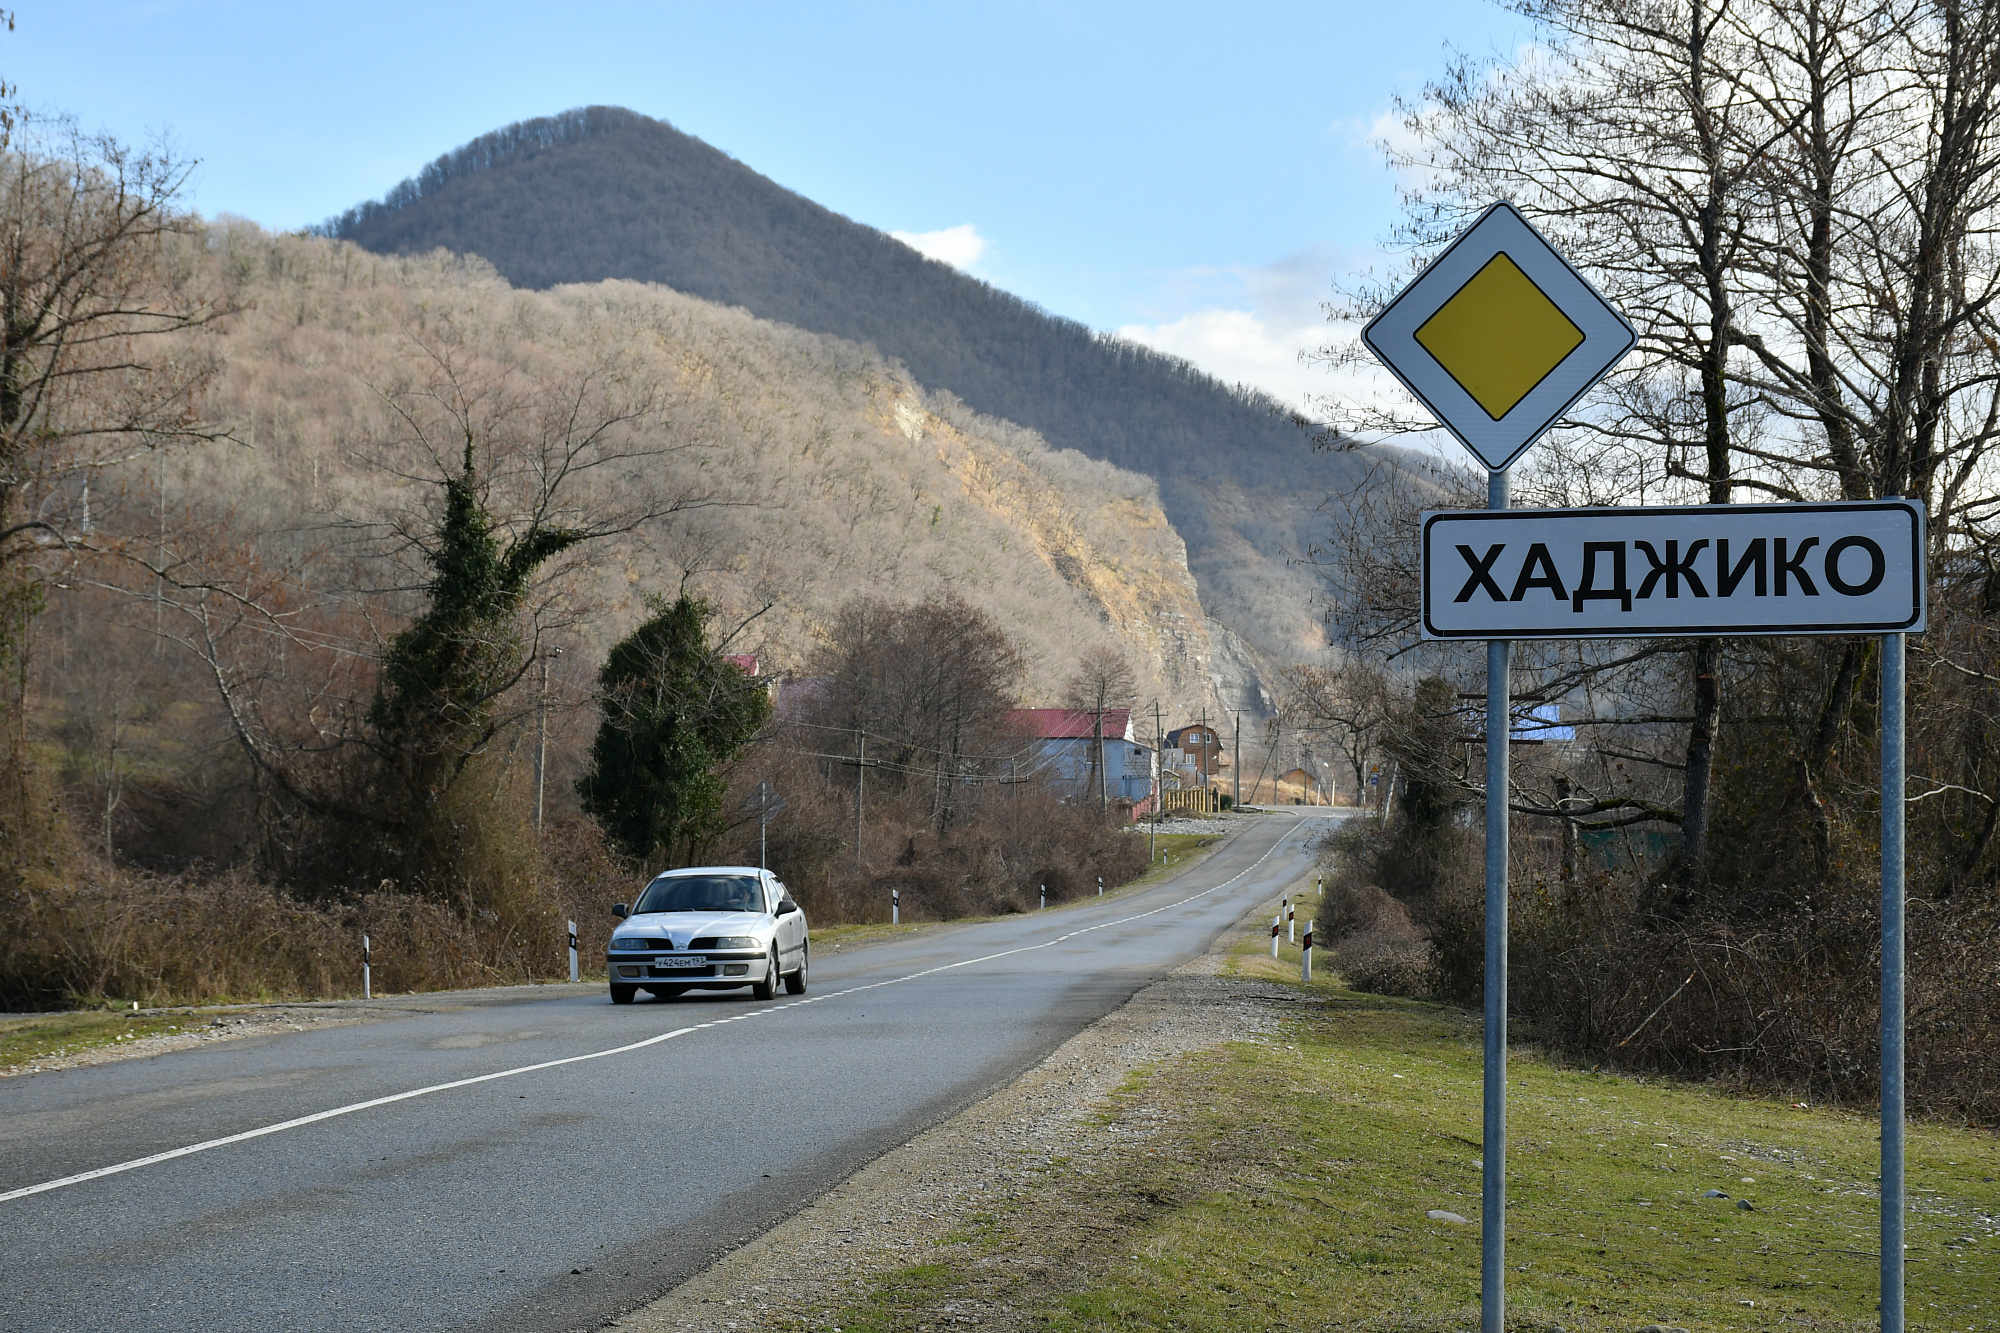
[[1361, 108, 1441, 195], [1118, 307, 1326, 406], [1116, 244, 1355, 415], [1115, 244, 1453, 456], [890, 222, 990, 272]]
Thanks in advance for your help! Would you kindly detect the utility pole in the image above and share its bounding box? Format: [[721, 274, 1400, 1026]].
[[746, 782, 787, 872], [1226, 708, 1245, 810], [1198, 708, 1209, 787], [1152, 700, 1163, 861], [534, 647, 562, 833], [1097, 696, 1108, 810], [853, 729, 867, 872]]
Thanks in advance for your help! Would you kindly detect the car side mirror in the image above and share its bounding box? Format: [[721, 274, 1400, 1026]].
[[612, 903, 629, 919], [775, 899, 798, 916]]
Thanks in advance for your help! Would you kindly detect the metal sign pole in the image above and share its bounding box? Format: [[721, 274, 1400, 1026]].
[[1483, 467, 1510, 1333], [1880, 631, 1906, 1333]]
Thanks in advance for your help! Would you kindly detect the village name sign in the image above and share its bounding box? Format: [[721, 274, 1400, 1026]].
[[1363, 200, 1925, 1333], [1422, 498, 1926, 639]]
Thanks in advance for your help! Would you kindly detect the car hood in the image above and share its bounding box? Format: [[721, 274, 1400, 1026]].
[[618, 910, 770, 945]]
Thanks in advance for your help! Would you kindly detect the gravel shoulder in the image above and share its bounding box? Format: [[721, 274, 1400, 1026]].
[[612, 886, 1305, 1333]]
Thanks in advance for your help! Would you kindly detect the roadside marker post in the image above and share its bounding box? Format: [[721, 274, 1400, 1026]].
[[1270, 915, 1281, 958], [362, 935, 371, 1001], [567, 921, 578, 984], [1040, 884, 1046, 910], [1287, 897, 1295, 944], [1369, 199, 1924, 1333], [1301, 920, 1313, 984], [892, 888, 900, 926], [1098, 876, 1103, 897]]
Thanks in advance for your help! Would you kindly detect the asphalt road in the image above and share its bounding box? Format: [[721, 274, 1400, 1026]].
[[0, 812, 1340, 1333]]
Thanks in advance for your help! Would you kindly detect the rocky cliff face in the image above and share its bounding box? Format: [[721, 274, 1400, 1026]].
[[897, 391, 1230, 720]]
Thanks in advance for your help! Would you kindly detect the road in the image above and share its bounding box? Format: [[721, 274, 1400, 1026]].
[[0, 812, 1339, 1333]]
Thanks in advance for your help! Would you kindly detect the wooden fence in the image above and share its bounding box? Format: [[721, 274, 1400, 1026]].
[[1156, 786, 1222, 816]]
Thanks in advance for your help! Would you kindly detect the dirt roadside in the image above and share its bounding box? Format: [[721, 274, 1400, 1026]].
[[610, 884, 1310, 1333]]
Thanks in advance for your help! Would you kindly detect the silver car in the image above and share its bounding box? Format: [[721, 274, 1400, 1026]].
[[606, 867, 809, 1004]]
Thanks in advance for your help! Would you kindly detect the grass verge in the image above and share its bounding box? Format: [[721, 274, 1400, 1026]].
[[1124, 830, 1226, 888], [831, 910, 2000, 1332], [0, 1008, 210, 1070]]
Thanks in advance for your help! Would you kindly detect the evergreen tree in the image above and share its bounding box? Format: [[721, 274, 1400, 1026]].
[[371, 442, 584, 813], [578, 594, 772, 867]]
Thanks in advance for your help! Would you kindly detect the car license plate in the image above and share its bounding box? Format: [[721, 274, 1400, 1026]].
[[652, 955, 707, 970]]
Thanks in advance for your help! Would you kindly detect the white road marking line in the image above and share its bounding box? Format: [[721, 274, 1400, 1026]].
[[1, 818, 1312, 1206]]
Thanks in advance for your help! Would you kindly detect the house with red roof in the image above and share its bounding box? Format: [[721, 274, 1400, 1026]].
[[1008, 707, 1154, 805]]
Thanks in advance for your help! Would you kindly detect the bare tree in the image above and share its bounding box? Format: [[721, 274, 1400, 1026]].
[[1282, 659, 1392, 803], [1063, 645, 1136, 808], [1313, 0, 2000, 894], [0, 116, 230, 846], [809, 593, 1024, 836]]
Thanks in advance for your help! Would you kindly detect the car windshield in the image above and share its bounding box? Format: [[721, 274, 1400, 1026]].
[[633, 874, 764, 914]]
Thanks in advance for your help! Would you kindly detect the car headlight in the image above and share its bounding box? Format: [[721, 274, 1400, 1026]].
[[608, 937, 650, 952], [711, 936, 758, 950]]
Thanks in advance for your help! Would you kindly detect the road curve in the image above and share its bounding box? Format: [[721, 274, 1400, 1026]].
[[0, 812, 1339, 1333]]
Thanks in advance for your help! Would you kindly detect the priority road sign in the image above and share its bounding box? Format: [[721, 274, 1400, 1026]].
[[1420, 499, 1926, 639], [1362, 201, 1635, 471]]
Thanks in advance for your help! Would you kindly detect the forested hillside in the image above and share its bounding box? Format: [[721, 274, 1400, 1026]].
[[319, 106, 1374, 706], [138, 222, 1229, 827]]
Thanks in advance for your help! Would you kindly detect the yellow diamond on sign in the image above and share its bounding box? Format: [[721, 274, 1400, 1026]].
[[1414, 252, 1584, 421], [1362, 202, 1633, 470]]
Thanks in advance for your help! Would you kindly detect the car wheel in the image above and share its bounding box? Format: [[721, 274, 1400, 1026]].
[[784, 942, 809, 995], [751, 944, 779, 1001], [610, 984, 638, 1005]]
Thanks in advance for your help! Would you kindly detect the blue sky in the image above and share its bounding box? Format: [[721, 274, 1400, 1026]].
[[11, 1, 1531, 412]]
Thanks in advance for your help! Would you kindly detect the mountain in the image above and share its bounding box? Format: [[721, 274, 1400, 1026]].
[[322, 106, 1378, 710]]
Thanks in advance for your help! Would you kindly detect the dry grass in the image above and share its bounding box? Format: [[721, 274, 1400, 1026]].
[[0, 814, 632, 1009]]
